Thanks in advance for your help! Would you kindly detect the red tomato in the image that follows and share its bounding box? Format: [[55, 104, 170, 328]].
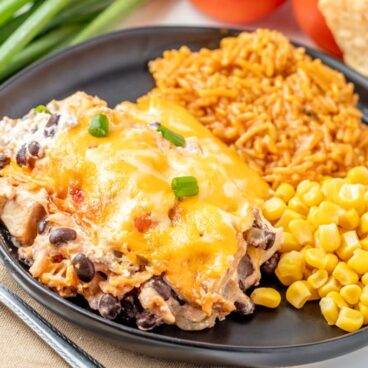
[[190, 0, 287, 24], [292, 0, 342, 57]]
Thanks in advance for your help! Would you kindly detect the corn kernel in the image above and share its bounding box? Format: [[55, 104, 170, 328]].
[[269, 176, 368, 333], [340, 285, 361, 305], [280, 232, 302, 252], [347, 166, 368, 185], [339, 208, 360, 230], [360, 236, 368, 251], [275, 251, 305, 286], [300, 245, 313, 256], [275, 183, 295, 203], [358, 303, 368, 325], [286, 280, 311, 309], [275, 209, 303, 231], [325, 254, 339, 274], [333, 262, 359, 285], [316, 201, 340, 225], [337, 184, 366, 215], [347, 249, 368, 274], [289, 219, 313, 245], [336, 307, 364, 332], [361, 273, 368, 285], [308, 285, 321, 301], [339, 209, 360, 230], [296, 180, 315, 197], [263, 197, 287, 222], [360, 285, 368, 306], [336, 231, 361, 261], [307, 206, 319, 228], [321, 178, 344, 202], [301, 184, 323, 207], [307, 269, 328, 289], [305, 248, 327, 269], [320, 297, 339, 325], [318, 276, 341, 297], [360, 213, 368, 234], [288, 196, 309, 216], [250, 287, 281, 309], [317, 224, 341, 252], [326, 291, 348, 308]]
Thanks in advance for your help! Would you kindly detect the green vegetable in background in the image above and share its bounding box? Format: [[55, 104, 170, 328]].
[[70, 0, 141, 45], [0, 0, 72, 73], [0, 0, 143, 82], [0, 0, 32, 27]]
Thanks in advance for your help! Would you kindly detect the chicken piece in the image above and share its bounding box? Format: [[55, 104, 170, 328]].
[[1, 188, 48, 245], [0, 178, 16, 212]]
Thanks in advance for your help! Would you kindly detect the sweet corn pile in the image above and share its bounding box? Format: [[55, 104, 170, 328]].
[[262, 166, 368, 333]]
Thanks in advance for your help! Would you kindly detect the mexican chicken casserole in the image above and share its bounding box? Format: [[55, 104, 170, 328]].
[[0, 92, 281, 330]]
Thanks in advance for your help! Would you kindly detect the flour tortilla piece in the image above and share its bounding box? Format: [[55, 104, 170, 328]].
[[319, 0, 368, 76]]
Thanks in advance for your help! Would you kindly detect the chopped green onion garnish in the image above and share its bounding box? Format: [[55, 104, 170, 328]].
[[34, 105, 51, 114], [171, 176, 199, 199], [88, 114, 109, 138], [156, 123, 185, 147]]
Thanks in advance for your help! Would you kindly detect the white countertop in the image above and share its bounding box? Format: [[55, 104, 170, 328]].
[[120, 1, 367, 367]]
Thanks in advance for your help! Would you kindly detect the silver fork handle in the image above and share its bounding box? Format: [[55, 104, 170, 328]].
[[0, 284, 104, 368]]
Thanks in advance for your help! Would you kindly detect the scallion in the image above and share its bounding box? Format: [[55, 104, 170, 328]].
[[0, 0, 72, 73], [0, 0, 32, 28], [88, 114, 109, 138], [156, 124, 185, 147], [34, 104, 51, 114], [69, 0, 142, 46], [0, 25, 80, 81], [171, 176, 199, 199]]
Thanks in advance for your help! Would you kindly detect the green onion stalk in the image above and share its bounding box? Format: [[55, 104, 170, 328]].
[[0, 0, 72, 73]]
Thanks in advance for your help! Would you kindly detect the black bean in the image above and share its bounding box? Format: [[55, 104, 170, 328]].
[[97, 271, 108, 281], [261, 252, 280, 276], [16, 145, 28, 166], [72, 253, 95, 282], [49, 227, 77, 245], [28, 141, 41, 157], [234, 300, 255, 316], [238, 255, 254, 291], [136, 310, 160, 330], [0, 154, 10, 169], [37, 218, 48, 234], [120, 297, 137, 323], [237, 255, 254, 279], [44, 114, 60, 137], [244, 227, 276, 250], [152, 277, 172, 301], [98, 294, 121, 320], [264, 231, 276, 250]]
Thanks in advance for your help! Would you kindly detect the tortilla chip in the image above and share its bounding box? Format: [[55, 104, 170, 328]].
[[319, 0, 368, 76]]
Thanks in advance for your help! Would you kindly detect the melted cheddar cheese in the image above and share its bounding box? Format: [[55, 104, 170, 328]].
[[3, 94, 270, 311]]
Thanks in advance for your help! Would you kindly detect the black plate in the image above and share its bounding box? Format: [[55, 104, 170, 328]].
[[1, 26, 368, 368]]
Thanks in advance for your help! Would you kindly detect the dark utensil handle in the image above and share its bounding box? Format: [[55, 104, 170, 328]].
[[0, 284, 104, 368]]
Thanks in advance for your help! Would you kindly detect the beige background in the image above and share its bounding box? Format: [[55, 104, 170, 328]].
[[1, 1, 368, 367]]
